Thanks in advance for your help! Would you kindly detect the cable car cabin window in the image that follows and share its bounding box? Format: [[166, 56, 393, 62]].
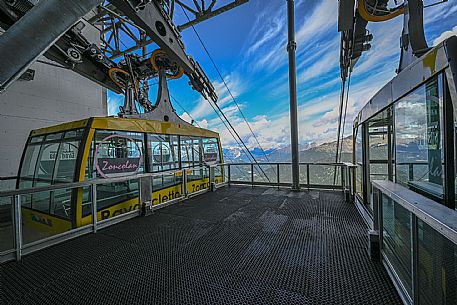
[[395, 75, 444, 201], [147, 134, 179, 172], [202, 138, 220, 164], [18, 130, 83, 219], [181, 136, 201, 168], [146, 134, 181, 191], [84, 130, 144, 215]]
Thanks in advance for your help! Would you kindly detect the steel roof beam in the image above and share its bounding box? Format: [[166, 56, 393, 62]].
[[0, 0, 103, 93]]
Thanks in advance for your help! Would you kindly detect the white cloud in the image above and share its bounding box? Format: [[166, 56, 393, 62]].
[[179, 0, 457, 152], [189, 73, 246, 120], [433, 25, 457, 46], [107, 95, 123, 116], [295, 0, 337, 45], [180, 112, 193, 124]]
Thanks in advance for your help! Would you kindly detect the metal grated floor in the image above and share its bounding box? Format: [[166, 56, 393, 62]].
[[1, 186, 402, 305]]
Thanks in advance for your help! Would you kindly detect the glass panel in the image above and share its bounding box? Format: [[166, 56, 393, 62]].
[[299, 164, 308, 186], [49, 188, 72, 219], [382, 194, 412, 297], [229, 164, 251, 182], [202, 138, 220, 164], [45, 132, 63, 141], [308, 164, 341, 186], [34, 142, 60, 187], [64, 129, 84, 139], [152, 172, 182, 191], [279, 164, 292, 184], [22, 189, 73, 245], [147, 134, 179, 172], [53, 139, 80, 184], [355, 124, 364, 199], [81, 186, 93, 218], [0, 196, 14, 252], [96, 179, 139, 212], [366, 108, 393, 211], [214, 164, 225, 183], [180, 136, 201, 168], [395, 75, 444, 201], [32, 142, 61, 213], [18, 143, 42, 192], [187, 166, 208, 183], [85, 130, 144, 212], [253, 164, 277, 184], [417, 219, 457, 305], [186, 167, 209, 193], [30, 135, 44, 144], [152, 172, 183, 205]]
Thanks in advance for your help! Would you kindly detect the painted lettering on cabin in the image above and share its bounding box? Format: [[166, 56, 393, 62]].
[[94, 134, 142, 178], [100, 159, 139, 172], [100, 203, 141, 220]]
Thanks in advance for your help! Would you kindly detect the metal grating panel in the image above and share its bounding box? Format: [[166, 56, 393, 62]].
[[1, 186, 402, 304]]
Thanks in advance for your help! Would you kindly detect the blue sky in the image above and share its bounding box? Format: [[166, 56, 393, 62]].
[[108, 0, 457, 150]]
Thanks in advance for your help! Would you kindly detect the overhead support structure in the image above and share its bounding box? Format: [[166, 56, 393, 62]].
[[0, 0, 104, 93], [398, 0, 429, 72], [338, 0, 430, 76], [287, 0, 300, 191], [0, 0, 249, 115], [175, 0, 249, 31]]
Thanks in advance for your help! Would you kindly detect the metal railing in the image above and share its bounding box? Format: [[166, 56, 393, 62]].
[[224, 162, 356, 202], [0, 161, 356, 264], [371, 180, 457, 305], [0, 165, 226, 264]]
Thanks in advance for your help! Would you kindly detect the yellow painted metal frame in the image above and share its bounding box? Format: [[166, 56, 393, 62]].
[[24, 116, 224, 231]]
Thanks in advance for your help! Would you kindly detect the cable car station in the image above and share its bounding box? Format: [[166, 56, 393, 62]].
[[1, 1, 457, 304]]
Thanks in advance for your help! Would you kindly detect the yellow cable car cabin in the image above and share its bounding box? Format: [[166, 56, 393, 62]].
[[16, 117, 224, 240]]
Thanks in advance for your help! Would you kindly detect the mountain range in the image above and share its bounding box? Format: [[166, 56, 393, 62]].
[[223, 136, 353, 163]]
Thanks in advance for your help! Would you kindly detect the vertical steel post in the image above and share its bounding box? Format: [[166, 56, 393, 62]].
[[378, 189, 384, 249], [341, 165, 345, 193], [372, 187, 380, 231], [287, 0, 300, 191], [91, 184, 97, 233], [411, 214, 419, 305], [409, 163, 414, 181], [228, 164, 231, 186], [306, 164, 310, 190], [13, 195, 22, 261], [182, 169, 187, 197], [277, 163, 280, 188], [210, 165, 216, 192], [251, 163, 254, 187]]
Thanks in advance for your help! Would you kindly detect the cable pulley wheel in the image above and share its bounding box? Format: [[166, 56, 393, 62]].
[[357, 0, 404, 22], [108, 67, 139, 91], [150, 49, 184, 80]]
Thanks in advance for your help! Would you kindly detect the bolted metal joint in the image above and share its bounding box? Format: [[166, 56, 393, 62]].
[[287, 41, 297, 52]]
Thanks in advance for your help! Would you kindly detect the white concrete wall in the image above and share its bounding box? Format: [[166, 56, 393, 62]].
[[0, 62, 107, 177], [0, 21, 107, 177]]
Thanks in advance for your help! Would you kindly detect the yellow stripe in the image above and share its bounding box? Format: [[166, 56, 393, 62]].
[[91, 117, 219, 138], [31, 119, 90, 136]]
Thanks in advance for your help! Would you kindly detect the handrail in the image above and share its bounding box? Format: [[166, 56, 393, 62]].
[[225, 162, 349, 166], [1, 162, 356, 264], [1, 162, 356, 197], [0, 163, 222, 264], [0, 166, 210, 197], [371, 180, 457, 304], [372, 180, 457, 244]]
